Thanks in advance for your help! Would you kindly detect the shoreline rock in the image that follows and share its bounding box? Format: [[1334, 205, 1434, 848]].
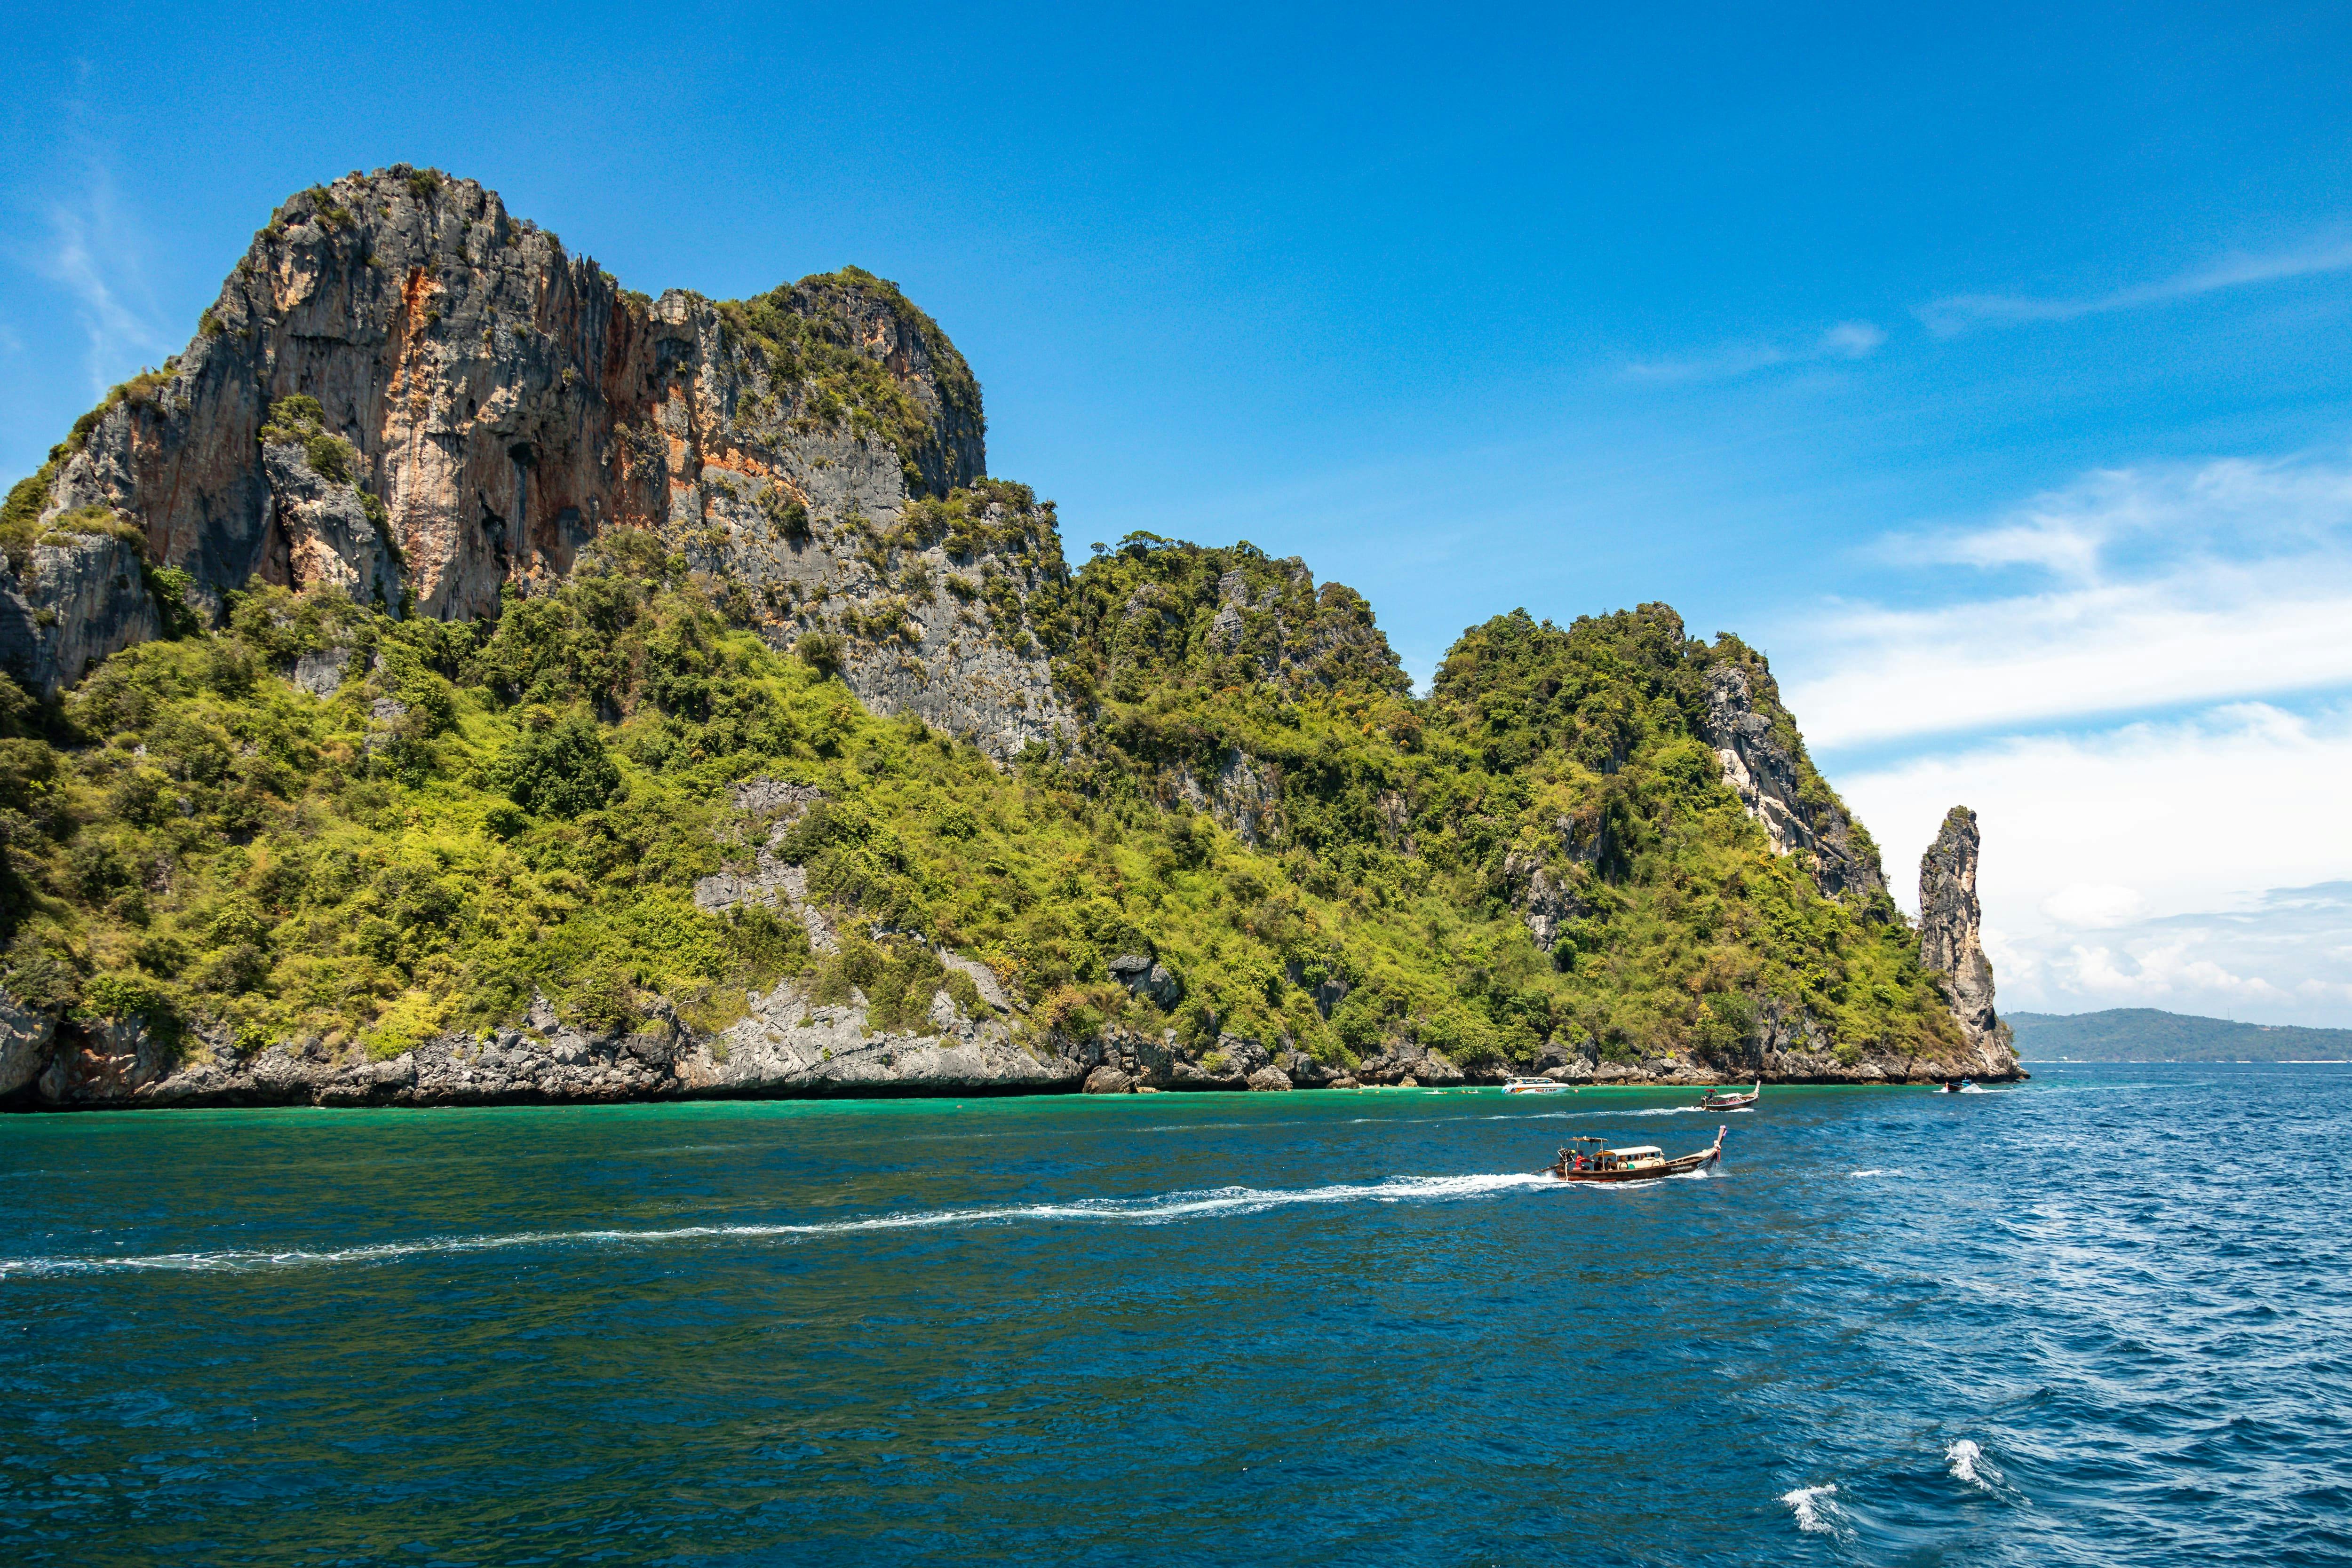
[[0, 1010, 2023, 1112]]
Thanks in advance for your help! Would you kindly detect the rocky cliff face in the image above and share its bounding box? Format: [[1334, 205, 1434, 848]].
[[0, 531, 158, 698], [8, 168, 1063, 752], [1698, 659, 1888, 908], [1919, 805, 2019, 1077]]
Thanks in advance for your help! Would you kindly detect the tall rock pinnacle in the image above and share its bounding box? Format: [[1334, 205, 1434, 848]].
[[1918, 806, 2019, 1075]]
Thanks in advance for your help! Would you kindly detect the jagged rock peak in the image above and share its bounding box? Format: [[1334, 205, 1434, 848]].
[[1697, 645, 1888, 909], [1918, 805, 2018, 1074], [2, 166, 997, 699]]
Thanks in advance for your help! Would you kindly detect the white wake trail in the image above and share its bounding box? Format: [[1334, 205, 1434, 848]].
[[1, 1172, 1564, 1277]]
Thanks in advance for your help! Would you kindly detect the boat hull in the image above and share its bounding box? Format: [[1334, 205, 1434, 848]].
[[1543, 1124, 1731, 1185], [1543, 1142, 1723, 1182]]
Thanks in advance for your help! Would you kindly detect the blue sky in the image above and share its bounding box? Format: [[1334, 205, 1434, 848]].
[[6, 1, 2352, 1024]]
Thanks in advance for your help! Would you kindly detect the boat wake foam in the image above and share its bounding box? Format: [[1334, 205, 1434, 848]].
[[0, 1172, 1566, 1277], [1489, 1104, 1727, 1123], [1782, 1483, 1845, 1536]]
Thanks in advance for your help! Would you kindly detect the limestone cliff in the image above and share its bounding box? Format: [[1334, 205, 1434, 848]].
[[0, 531, 158, 698], [6, 168, 1063, 753], [1698, 653, 1888, 909], [1919, 805, 2019, 1077]]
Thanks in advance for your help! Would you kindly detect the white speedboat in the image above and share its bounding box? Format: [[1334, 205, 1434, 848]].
[[1501, 1077, 1573, 1095]]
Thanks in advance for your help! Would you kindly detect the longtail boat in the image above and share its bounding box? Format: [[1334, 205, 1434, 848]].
[[1700, 1080, 1760, 1110], [1544, 1126, 1726, 1182]]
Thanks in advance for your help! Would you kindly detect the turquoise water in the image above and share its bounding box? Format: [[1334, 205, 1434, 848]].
[[4, 1063, 2349, 1565]]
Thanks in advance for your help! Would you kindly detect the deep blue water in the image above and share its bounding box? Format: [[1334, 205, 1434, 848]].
[[3, 1062, 2349, 1565]]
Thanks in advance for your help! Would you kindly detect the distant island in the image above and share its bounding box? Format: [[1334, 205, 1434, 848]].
[[2009, 1009, 2352, 1062]]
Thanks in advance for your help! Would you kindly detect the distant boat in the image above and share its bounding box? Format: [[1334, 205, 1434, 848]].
[[1700, 1080, 1760, 1110], [1938, 1077, 1975, 1094], [1502, 1077, 1573, 1095], [1544, 1126, 1726, 1182]]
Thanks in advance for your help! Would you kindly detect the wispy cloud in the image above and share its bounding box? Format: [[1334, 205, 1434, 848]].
[[1918, 232, 2352, 335], [1625, 319, 1884, 382], [1780, 454, 2352, 748], [27, 162, 168, 396]]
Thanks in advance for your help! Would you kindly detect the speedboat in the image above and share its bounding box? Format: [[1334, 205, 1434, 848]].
[[1501, 1077, 1573, 1095], [1544, 1126, 1726, 1182]]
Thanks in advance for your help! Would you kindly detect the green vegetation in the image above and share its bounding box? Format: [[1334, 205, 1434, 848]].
[[0, 511, 1956, 1075], [44, 506, 147, 555], [258, 395, 359, 483], [0, 465, 56, 574], [715, 267, 984, 494], [1033, 536, 1960, 1066], [302, 185, 354, 230]]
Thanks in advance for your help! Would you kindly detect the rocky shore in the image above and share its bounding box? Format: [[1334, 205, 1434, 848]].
[[4, 997, 2018, 1112]]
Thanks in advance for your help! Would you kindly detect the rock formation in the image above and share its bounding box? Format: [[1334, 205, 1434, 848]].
[[1919, 806, 2020, 1076], [4, 167, 1063, 753], [0, 995, 56, 1097], [0, 171, 2029, 1109], [1698, 658, 1888, 907]]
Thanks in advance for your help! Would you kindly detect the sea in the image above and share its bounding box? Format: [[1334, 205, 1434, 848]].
[[2, 1061, 2347, 1566]]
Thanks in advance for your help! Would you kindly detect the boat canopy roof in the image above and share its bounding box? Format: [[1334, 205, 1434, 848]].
[[1612, 1145, 1663, 1157]]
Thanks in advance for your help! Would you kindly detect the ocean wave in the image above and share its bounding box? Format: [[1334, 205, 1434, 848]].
[[0, 1171, 1566, 1278], [1849, 1168, 1904, 1178], [1947, 1438, 2015, 1497], [1782, 1483, 1844, 1536], [1947, 1439, 1987, 1487]]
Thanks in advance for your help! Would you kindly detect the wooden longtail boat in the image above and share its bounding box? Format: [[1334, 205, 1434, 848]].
[[1700, 1081, 1760, 1110], [1544, 1126, 1726, 1182]]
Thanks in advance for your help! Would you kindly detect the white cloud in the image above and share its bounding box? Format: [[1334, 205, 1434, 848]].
[[1626, 318, 1886, 382], [2041, 883, 2146, 929], [1791, 573, 2352, 748], [1780, 453, 2352, 748], [1816, 320, 1884, 358], [1836, 706, 2352, 1025], [1877, 456, 2352, 578], [1917, 231, 2352, 335]]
